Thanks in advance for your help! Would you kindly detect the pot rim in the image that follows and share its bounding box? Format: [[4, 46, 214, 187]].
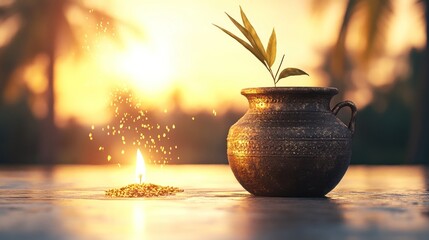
[[241, 87, 338, 95]]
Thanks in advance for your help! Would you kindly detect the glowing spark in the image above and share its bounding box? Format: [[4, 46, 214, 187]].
[[89, 87, 179, 165]]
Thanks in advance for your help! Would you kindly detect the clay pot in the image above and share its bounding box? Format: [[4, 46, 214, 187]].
[[227, 87, 357, 197]]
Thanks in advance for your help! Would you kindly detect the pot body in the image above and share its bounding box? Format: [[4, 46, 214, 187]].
[[227, 87, 357, 197]]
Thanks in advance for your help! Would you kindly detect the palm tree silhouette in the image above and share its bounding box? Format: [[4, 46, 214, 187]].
[[314, 0, 429, 163], [0, 0, 119, 164]]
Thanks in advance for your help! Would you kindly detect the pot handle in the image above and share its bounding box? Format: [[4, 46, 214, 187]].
[[332, 101, 357, 135]]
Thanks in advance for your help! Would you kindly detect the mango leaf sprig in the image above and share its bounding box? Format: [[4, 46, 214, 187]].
[[214, 7, 309, 87]]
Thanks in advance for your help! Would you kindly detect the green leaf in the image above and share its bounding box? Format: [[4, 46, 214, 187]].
[[239, 6, 268, 63], [266, 28, 276, 67], [213, 24, 265, 65], [278, 68, 309, 81]]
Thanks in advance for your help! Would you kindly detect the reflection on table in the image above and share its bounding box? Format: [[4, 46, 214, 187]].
[[0, 165, 428, 240]]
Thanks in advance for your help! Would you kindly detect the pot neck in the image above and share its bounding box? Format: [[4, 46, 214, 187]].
[[242, 87, 338, 112]]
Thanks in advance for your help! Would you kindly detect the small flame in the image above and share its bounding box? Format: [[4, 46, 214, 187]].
[[136, 149, 146, 184]]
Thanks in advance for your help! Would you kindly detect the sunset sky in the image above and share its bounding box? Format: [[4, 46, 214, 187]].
[[16, 0, 426, 126]]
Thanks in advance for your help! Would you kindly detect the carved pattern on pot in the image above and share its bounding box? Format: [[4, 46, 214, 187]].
[[228, 139, 351, 157]]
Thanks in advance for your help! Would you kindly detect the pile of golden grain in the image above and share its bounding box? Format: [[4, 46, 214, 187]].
[[105, 183, 184, 198]]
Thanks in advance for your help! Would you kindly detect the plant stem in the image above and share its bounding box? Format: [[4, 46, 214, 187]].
[[269, 68, 276, 86], [274, 54, 285, 82], [262, 61, 276, 86]]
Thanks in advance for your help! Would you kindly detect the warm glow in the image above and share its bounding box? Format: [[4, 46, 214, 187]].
[[113, 41, 175, 95], [136, 149, 146, 184], [14, 0, 424, 125]]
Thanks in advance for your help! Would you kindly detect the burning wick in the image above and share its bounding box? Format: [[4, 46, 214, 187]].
[[105, 148, 184, 198], [136, 149, 146, 184]]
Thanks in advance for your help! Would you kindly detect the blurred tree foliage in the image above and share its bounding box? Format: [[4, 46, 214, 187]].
[[0, 92, 39, 164], [314, 0, 429, 164], [0, 0, 120, 164], [351, 52, 415, 164]]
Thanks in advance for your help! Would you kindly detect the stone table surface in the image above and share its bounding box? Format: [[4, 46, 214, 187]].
[[0, 164, 428, 240]]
